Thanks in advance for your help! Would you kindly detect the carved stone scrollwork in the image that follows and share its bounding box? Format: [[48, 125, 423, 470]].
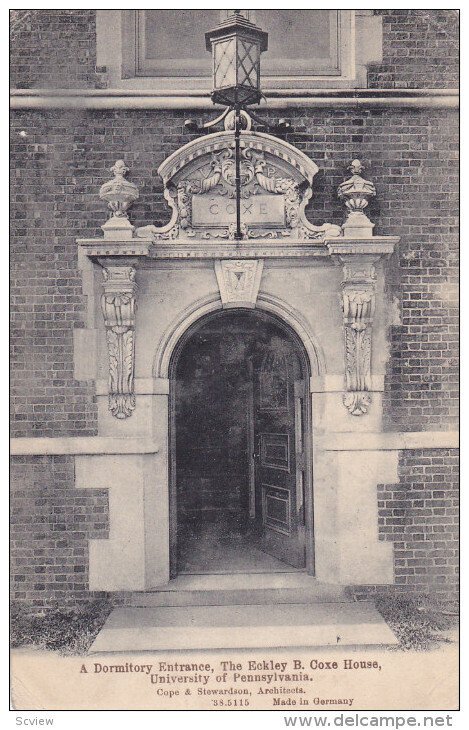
[[100, 262, 138, 419], [341, 258, 376, 416]]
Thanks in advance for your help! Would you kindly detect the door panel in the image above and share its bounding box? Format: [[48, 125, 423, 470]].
[[253, 343, 306, 568], [260, 432, 290, 470], [263, 485, 291, 534]]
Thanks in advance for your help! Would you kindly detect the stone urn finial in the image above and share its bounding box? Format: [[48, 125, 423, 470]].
[[99, 160, 139, 240], [100, 160, 139, 218], [338, 159, 376, 239]]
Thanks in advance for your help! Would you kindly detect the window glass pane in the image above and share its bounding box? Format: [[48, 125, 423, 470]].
[[143, 10, 218, 60], [256, 10, 334, 62]]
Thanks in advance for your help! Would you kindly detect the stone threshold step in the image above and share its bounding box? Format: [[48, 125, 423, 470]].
[[89, 602, 398, 653], [141, 573, 342, 591], [130, 587, 348, 607]]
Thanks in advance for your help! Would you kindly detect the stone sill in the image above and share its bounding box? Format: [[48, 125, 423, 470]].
[[10, 432, 458, 456], [319, 431, 459, 452], [10, 88, 459, 110], [10, 437, 159, 456]]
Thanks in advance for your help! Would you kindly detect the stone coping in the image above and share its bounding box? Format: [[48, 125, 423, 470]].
[[77, 236, 400, 261], [10, 88, 459, 110]]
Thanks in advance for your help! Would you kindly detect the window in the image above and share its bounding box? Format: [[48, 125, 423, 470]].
[[96, 10, 382, 93], [136, 10, 341, 79]]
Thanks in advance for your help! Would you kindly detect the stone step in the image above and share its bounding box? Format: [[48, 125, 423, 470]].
[[129, 585, 348, 607], [89, 602, 399, 653]]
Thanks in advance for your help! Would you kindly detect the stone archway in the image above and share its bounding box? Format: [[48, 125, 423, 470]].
[[153, 292, 326, 380], [168, 306, 315, 579]]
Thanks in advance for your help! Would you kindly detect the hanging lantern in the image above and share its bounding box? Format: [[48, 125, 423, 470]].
[[205, 11, 268, 107]]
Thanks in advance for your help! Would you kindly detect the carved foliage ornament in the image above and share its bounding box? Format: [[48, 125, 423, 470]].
[[341, 260, 376, 416], [100, 264, 137, 419], [170, 146, 303, 240]]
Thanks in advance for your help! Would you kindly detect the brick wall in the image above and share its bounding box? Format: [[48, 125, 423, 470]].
[[351, 448, 459, 602], [368, 9, 459, 89], [379, 449, 459, 596], [10, 110, 99, 437], [10, 9, 98, 90], [10, 10, 459, 92], [10, 456, 109, 610]]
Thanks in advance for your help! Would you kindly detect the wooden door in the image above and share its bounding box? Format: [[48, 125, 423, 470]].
[[252, 342, 307, 568]]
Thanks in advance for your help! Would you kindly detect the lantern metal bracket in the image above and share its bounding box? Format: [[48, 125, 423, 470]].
[[247, 108, 292, 135], [184, 107, 232, 134], [184, 106, 292, 136]]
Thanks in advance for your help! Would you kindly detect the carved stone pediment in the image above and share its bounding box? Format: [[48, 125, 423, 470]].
[[136, 131, 341, 243]]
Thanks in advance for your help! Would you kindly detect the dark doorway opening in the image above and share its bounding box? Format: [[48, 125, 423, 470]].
[[170, 309, 313, 576]]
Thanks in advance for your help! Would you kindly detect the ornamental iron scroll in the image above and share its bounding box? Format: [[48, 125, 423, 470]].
[[341, 259, 376, 416], [100, 263, 137, 419]]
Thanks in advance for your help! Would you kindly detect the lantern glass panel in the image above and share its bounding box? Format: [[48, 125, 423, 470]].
[[237, 38, 259, 88], [214, 38, 237, 89]]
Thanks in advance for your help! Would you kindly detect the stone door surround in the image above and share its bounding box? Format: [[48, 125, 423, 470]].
[[70, 126, 404, 590]]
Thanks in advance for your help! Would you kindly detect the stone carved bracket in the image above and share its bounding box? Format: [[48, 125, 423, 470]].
[[330, 161, 396, 416], [99, 261, 138, 419], [77, 161, 151, 421], [340, 256, 377, 416], [215, 259, 264, 308], [325, 239, 398, 417]]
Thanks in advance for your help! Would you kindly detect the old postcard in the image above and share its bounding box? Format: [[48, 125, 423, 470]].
[[10, 7, 459, 713]]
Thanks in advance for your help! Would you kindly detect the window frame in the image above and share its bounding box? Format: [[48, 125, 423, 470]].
[[96, 10, 381, 93]]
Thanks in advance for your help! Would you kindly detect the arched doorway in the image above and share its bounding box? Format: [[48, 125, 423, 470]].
[[169, 309, 314, 578]]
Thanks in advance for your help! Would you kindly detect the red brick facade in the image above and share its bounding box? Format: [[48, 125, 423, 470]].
[[10, 9, 98, 90], [368, 9, 459, 89], [10, 456, 108, 609], [10, 10, 459, 608], [378, 449, 459, 596]]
